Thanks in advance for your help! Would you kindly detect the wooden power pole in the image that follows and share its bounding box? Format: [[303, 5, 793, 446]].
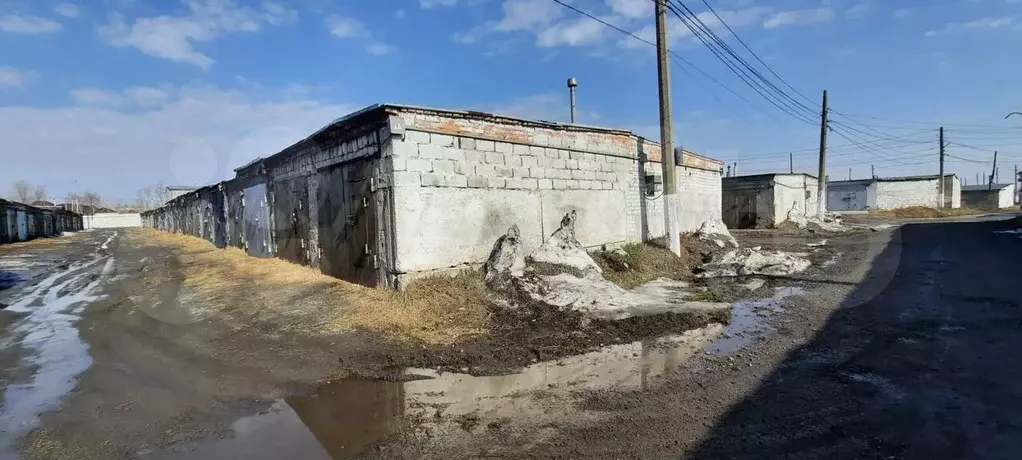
[[816, 89, 829, 218], [938, 127, 945, 208], [654, 0, 680, 256], [990, 151, 998, 190], [789, 153, 793, 174]]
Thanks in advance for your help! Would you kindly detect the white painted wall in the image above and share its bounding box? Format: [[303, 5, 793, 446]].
[[874, 180, 941, 210], [998, 185, 1016, 208], [772, 175, 818, 224], [84, 213, 142, 229], [385, 111, 723, 280]]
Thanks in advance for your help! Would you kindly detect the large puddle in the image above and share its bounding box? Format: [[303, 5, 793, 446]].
[[0, 232, 116, 458], [156, 325, 726, 460], [705, 286, 804, 355]]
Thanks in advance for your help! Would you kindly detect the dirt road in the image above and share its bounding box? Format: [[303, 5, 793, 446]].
[[2, 218, 1020, 459]]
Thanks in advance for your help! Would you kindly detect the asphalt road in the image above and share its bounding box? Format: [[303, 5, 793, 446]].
[[687, 218, 1022, 459]]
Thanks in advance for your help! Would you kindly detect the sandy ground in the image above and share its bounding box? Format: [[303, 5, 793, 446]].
[[0, 227, 738, 460]]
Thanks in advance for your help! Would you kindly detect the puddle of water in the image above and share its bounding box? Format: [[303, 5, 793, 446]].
[[161, 326, 725, 460], [705, 286, 805, 356], [0, 236, 116, 454], [0, 272, 22, 292]]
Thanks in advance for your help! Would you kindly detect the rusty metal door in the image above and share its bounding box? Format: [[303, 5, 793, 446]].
[[272, 177, 310, 266], [317, 160, 378, 285]]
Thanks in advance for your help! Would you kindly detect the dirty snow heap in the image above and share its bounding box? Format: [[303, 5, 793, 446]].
[[698, 247, 811, 278]]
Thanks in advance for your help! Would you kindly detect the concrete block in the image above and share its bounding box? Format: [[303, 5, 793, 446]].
[[559, 150, 571, 159], [583, 170, 596, 180], [537, 156, 552, 168], [444, 147, 466, 161], [545, 148, 560, 159], [447, 175, 468, 188], [407, 158, 433, 172], [571, 170, 586, 180], [513, 166, 530, 177], [421, 173, 447, 187], [507, 155, 523, 167], [552, 179, 567, 189], [459, 138, 476, 150], [529, 168, 547, 178], [453, 161, 470, 175], [580, 180, 594, 190], [566, 159, 579, 169], [467, 175, 488, 188], [431, 133, 456, 147], [538, 179, 553, 189], [488, 177, 507, 188], [602, 181, 614, 190], [495, 165, 513, 177], [495, 142, 513, 154], [570, 151, 583, 160], [477, 139, 495, 152], [505, 178, 522, 189], [406, 130, 430, 144], [521, 156, 538, 168], [513, 144, 531, 156], [551, 158, 566, 169], [464, 150, 483, 162], [485, 152, 505, 165], [554, 169, 573, 179], [419, 144, 444, 159], [393, 171, 421, 187], [530, 145, 546, 156], [567, 179, 580, 189], [522, 178, 539, 189], [533, 134, 550, 146], [475, 163, 496, 176], [433, 160, 456, 174], [579, 161, 593, 171]]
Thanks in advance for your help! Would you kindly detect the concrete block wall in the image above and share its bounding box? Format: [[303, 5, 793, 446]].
[[874, 179, 941, 210], [772, 175, 819, 224], [385, 109, 723, 278]]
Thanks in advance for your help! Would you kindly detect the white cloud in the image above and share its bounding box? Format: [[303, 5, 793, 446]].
[[537, 16, 607, 47], [0, 15, 63, 34], [420, 0, 460, 8], [0, 67, 36, 88], [925, 16, 1015, 36], [54, 3, 81, 18], [845, 2, 870, 19], [325, 15, 364, 37], [495, 0, 563, 32], [72, 88, 129, 105], [0, 84, 356, 201], [892, 8, 912, 19], [366, 42, 395, 55], [606, 0, 651, 19], [763, 7, 835, 29], [395, 8, 407, 19], [97, 0, 298, 70]]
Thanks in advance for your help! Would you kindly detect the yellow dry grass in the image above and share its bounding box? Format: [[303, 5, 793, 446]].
[[120, 228, 491, 346], [866, 206, 990, 219], [0, 231, 86, 254]]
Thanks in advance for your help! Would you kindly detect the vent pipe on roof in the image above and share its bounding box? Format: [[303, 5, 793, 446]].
[[567, 78, 578, 123]]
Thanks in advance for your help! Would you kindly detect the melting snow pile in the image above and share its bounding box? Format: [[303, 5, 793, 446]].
[[694, 219, 738, 248], [697, 247, 811, 278], [786, 209, 847, 232], [484, 212, 728, 320]]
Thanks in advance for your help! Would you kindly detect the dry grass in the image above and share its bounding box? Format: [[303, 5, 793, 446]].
[[121, 228, 491, 346], [866, 206, 990, 219], [593, 236, 711, 289], [0, 232, 86, 254]]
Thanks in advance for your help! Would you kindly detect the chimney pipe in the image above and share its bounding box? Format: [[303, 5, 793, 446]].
[[567, 78, 578, 123]]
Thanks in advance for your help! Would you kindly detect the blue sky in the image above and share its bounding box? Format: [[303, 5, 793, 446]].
[[1, 0, 1021, 203]]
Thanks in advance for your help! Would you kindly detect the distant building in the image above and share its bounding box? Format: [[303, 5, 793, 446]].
[[721, 173, 819, 228], [827, 174, 961, 211], [166, 186, 200, 202], [30, 200, 55, 207], [961, 183, 1016, 209]]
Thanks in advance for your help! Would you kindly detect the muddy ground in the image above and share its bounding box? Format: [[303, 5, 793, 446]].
[[0, 227, 761, 460]]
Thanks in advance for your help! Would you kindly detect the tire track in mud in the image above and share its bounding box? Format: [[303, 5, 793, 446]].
[[0, 231, 118, 457]]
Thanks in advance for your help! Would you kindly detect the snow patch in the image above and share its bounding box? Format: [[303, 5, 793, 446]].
[[698, 248, 811, 278]]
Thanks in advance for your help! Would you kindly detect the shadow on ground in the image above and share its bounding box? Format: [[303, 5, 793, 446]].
[[684, 219, 1022, 459]]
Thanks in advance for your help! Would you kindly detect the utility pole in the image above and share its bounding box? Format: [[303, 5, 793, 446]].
[[848, 168, 851, 180], [789, 153, 793, 174], [871, 165, 875, 179], [938, 127, 945, 208], [567, 78, 578, 123], [733, 161, 738, 176], [1015, 164, 1019, 204], [654, 0, 680, 256], [990, 151, 998, 190], [816, 89, 829, 218], [726, 164, 731, 177]]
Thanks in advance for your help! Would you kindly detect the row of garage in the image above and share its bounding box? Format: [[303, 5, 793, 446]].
[[0, 199, 84, 244]]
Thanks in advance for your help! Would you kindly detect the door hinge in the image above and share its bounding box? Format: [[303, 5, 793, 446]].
[[363, 196, 369, 208], [370, 177, 377, 193], [363, 243, 371, 256]]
